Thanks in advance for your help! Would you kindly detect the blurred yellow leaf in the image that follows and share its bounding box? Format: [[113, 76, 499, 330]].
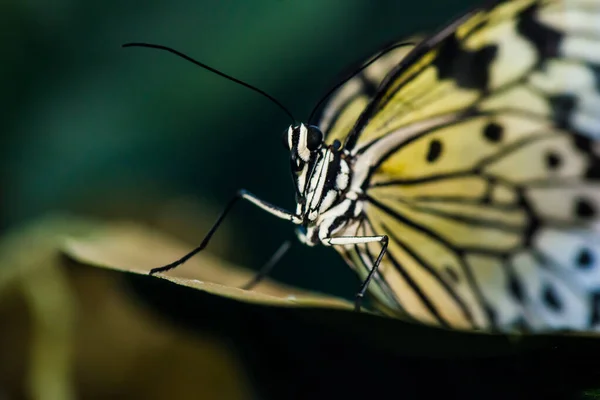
[[0, 215, 95, 400], [59, 216, 529, 361], [57, 216, 600, 364], [62, 221, 355, 311], [0, 214, 255, 400]]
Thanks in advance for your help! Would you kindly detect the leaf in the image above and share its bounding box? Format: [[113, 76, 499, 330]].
[[62, 221, 355, 311], [0, 214, 254, 400], [58, 218, 600, 399], [60, 219, 542, 356], [4, 214, 590, 399], [0, 214, 98, 400]]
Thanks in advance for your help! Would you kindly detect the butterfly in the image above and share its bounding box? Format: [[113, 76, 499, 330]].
[[128, 0, 600, 333]]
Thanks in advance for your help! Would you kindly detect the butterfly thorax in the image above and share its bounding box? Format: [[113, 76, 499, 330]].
[[285, 124, 362, 246]]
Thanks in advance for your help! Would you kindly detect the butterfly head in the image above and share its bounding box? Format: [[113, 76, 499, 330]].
[[284, 123, 352, 231]]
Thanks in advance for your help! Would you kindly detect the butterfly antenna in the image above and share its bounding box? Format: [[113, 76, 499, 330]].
[[307, 40, 416, 124], [123, 42, 296, 124]]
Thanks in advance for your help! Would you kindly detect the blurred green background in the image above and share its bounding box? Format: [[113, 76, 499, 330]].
[[0, 0, 481, 299]]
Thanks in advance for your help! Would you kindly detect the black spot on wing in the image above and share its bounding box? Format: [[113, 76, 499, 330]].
[[483, 122, 503, 143], [434, 33, 497, 91], [516, 3, 562, 61], [576, 248, 594, 270], [542, 285, 562, 311], [575, 197, 596, 218], [426, 139, 443, 162], [545, 151, 561, 170]]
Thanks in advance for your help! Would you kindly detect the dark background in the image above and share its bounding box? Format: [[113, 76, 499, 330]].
[[0, 0, 482, 301]]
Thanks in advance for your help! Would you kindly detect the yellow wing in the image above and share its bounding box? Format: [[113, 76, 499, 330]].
[[322, 0, 600, 332], [345, 0, 600, 151]]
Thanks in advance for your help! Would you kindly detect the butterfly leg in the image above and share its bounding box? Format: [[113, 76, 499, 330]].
[[326, 235, 389, 312], [241, 239, 292, 290], [150, 189, 301, 275]]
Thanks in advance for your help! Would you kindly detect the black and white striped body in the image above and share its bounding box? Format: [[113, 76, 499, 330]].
[[285, 124, 366, 247]]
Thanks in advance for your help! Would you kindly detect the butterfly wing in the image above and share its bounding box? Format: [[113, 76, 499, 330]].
[[346, 0, 600, 151], [323, 0, 600, 332]]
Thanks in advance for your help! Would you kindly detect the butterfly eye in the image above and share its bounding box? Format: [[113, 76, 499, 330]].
[[306, 126, 323, 151], [332, 139, 342, 151]]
